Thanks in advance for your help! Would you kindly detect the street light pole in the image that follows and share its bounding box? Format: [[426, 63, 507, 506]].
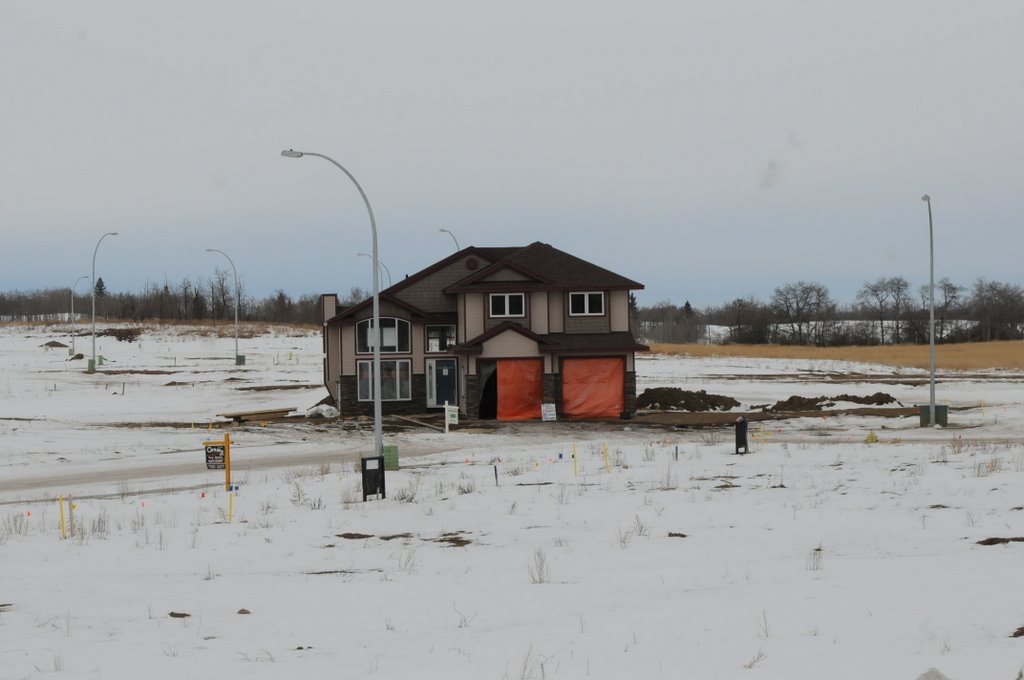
[[439, 228, 460, 252], [357, 252, 392, 288], [281, 149, 383, 458], [90, 231, 118, 373], [70, 274, 88, 355], [921, 194, 936, 427], [206, 248, 241, 364]]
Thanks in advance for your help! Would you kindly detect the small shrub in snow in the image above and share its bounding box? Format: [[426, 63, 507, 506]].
[[806, 544, 824, 571], [528, 548, 550, 584]]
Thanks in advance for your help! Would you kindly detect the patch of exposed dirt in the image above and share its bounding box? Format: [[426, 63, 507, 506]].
[[336, 532, 374, 540], [976, 537, 1024, 546], [237, 384, 321, 392], [42, 340, 68, 348], [99, 328, 141, 342], [667, 532, 687, 538], [637, 388, 740, 412], [767, 392, 898, 412], [1011, 625, 1024, 638], [431, 531, 472, 547]]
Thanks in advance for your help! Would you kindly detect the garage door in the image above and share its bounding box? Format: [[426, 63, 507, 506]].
[[562, 358, 624, 418], [497, 359, 543, 421]]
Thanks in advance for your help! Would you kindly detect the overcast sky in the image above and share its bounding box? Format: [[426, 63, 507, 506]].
[[2, 1, 1021, 309]]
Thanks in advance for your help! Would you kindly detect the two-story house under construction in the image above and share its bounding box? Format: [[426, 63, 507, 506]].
[[320, 242, 647, 420]]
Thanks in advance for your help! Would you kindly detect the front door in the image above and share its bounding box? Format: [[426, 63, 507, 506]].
[[427, 358, 458, 408]]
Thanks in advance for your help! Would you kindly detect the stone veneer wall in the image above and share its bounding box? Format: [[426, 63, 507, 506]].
[[337, 374, 428, 417], [464, 375, 479, 419]]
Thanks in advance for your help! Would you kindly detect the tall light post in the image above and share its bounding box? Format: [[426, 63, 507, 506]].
[[439, 228, 460, 251], [921, 194, 937, 427], [357, 252, 392, 288], [70, 274, 88, 355], [90, 231, 118, 373], [206, 248, 242, 365], [281, 149, 382, 458]]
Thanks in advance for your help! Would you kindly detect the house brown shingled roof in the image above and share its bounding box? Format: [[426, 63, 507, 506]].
[[445, 242, 643, 293]]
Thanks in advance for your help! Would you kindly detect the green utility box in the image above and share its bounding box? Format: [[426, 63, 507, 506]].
[[235, 355, 246, 366], [918, 404, 948, 427], [383, 444, 399, 471]]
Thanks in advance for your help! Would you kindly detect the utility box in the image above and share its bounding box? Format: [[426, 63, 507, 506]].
[[361, 456, 386, 501], [734, 416, 749, 454], [918, 404, 948, 427], [383, 444, 399, 471], [235, 355, 246, 366]]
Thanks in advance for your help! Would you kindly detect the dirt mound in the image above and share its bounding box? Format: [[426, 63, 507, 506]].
[[42, 340, 68, 348], [768, 392, 898, 412], [638, 388, 739, 412]]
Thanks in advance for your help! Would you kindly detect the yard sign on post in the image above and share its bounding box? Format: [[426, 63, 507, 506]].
[[204, 432, 232, 491], [443, 401, 459, 433]]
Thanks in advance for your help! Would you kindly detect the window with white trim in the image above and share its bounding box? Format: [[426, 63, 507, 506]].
[[426, 324, 456, 352], [489, 293, 525, 318], [569, 291, 604, 316], [356, 318, 410, 354], [357, 359, 411, 401]]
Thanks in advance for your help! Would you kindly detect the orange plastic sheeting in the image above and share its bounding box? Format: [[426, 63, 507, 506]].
[[497, 359, 543, 421], [562, 358, 624, 418]]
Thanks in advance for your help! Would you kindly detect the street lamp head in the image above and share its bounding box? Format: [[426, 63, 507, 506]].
[[921, 194, 930, 202], [281, 149, 304, 158]]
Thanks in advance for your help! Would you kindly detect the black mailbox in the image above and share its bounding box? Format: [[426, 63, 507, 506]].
[[734, 416, 749, 455], [361, 455, 386, 501]]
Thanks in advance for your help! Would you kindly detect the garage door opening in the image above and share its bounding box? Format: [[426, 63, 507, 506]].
[[477, 359, 542, 421], [561, 358, 624, 418]]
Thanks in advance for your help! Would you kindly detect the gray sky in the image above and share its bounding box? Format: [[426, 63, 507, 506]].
[[2, 1, 1021, 309]]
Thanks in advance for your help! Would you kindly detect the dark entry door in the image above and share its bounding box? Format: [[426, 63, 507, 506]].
[[434, 358, 457, 407]]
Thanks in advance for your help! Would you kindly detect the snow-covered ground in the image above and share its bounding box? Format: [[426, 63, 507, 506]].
[[1, 325, 1022, 679]]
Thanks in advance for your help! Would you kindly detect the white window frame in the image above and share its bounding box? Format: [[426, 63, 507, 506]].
[[425, 324, 457, 353], [356, 318, 410, 354], [569, 291, 605, 316], [489, 293, 525, 318], [357, 359, 412, 401]]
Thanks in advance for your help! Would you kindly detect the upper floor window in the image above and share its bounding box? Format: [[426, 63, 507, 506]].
[[356, 318, 410, 354], [489, 293, 525, 318], [569, 291, 604, 316], [426, 324, 457, 352]]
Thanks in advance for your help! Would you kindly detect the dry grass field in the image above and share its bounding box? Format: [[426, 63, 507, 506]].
[[648, 340, 1024, 371]]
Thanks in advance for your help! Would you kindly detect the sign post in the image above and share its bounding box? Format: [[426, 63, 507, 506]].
[[443, 401, 459, 434], [204, 432, 232, 491]]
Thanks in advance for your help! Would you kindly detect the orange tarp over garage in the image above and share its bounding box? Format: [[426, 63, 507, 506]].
[[562, 358, 624, 418], [497, 359, 542, 421]]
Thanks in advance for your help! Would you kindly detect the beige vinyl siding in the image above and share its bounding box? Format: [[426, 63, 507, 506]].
[[342, 325, 356, 376], [565, 315, 610, 334], [549, 292, 564, 333], [610, 290, 629, 332], [465, 293, 484, 339], [325, 325, 342, 397], [530, 291, 548, 334], [411, 325, 425, 373], [485, 267, 531, 282], [322, 294, 337, 324], [480, 331, 539, 358]]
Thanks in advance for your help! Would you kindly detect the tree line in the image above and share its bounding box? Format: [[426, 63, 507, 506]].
[[0, 271, 369, 326], [3, 273, 1022, 346], [636, 277, 1024, 345]]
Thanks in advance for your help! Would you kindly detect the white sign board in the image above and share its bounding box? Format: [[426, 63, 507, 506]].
[[541, 403, 557, 422]]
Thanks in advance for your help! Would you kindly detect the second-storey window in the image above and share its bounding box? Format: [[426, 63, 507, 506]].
[[569, 291, 604, 316], [489, 293, 525, 318], [356, 318, 410, 353]]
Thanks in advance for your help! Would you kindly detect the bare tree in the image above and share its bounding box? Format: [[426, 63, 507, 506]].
[[771, 281, 836, 345], [856, 278, 890, 344], [885, 276, 911, 344]]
